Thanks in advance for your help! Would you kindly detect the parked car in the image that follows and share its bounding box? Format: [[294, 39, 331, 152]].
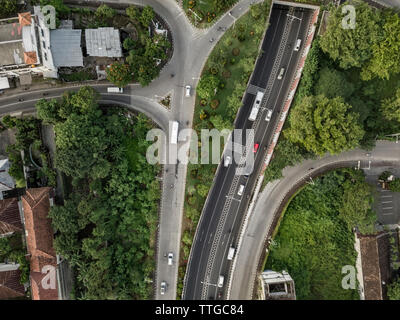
[[107, 87, 123, 93]]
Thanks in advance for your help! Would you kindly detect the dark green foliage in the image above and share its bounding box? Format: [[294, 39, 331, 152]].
[[0, 0, 17, 19], [139, 5, 155, 27], [387, 278, 400, 300], [44, 87, 160, 299], [315, 67, 354, 99], [389, 178, 400, 192], [266, 170, 363, 300]]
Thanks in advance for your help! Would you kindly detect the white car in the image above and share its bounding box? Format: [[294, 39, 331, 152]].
[[224, 155, 232, 167], [218, 275, 224, 288], [237, 184, 245, 196], [277, 68, 285, 80], [185, 85, 191, 97], [265, 109, 272, 121], [294, 39, 302, 51], [168, 252, 173, 266], [160, 281, 167, 295]]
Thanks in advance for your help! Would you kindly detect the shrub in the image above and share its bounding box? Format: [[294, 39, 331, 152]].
[[210, 99, 220, 109], [232, 48, 240, 56]]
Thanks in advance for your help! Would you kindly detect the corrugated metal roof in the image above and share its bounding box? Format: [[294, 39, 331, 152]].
[[50, 29, 83, 67], [0, 77, 10, 90], [85, 28, 122, 58]]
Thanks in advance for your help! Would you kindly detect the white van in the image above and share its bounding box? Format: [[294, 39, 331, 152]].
[[277, 68, 285, 80], [265, 109, 272, 121], [168, 252, 173, 266], [185, 85, 191, 97], [218, 275, 224, 288], [237, 184, 245, 196], [224, 155, 231, 167], [294, 39, 302, 51], [227, 247, 235, 260], [107, 87, 123, 93]]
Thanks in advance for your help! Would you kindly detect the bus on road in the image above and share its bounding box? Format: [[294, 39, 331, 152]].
[[170, 121, 179, 144], [248, 91, 264, 121]]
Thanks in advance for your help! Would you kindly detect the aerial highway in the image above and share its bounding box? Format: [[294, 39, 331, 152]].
[[183, 3, 314, 300]]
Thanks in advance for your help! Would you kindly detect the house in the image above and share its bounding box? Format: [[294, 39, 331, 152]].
[[0, 159, 16, 197], [0, 12, 40, 78], [260, 270, 296, 300], [85, 27, 122, 58], [22, 187, 58, 300], [34, 6, 83, 78], [0, 264, 25, 299], [0, 197, 23, 236], [357, 233, 391, 300]]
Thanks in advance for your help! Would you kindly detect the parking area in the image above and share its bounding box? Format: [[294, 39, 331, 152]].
[[364, 166, 400, 227]]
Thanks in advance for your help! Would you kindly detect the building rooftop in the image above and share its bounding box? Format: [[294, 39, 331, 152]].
[[359, 233, 391, 300], [0, 159, 15, 193], [50, 29, 83, 67], [85, 27, 122, 58], [0, 198, 23, 235], [0, 266, 25, 299], [18, 12, 32, 27], [22, 187, 58, 300]]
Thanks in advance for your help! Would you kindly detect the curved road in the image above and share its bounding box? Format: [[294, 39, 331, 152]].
[[0, 0, 263, 300], [229, 140, 400, 299]]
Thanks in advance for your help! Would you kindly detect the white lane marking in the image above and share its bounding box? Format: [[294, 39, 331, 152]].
[[382, 207, 393, 210]]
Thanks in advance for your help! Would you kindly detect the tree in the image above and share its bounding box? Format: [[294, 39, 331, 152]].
[[315, 67, 354, 99], [285, 95, 364, 156], [362, 11, 400, 80], [319, 2, 382, 69], [36, 98, 61, 124], [197, 75, 220, 101], [140, 5, 155, 27], [196, 184, 209, 198], [95, 4, 116, 20], [106, 62, 133, 88], [339, 173, 376, 234], [0, 0, 17, 19], [381, 88, 400, 123], [389, 178, 400, 193], [250, 3, 263, 20], [210, 115, 233, 131], [40, 0, 71, 17], [387, 278, 400, 300], [126, 5, 140, 21]]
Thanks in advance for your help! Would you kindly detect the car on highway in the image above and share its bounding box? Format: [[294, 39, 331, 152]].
[[227, 247, 236, 260], [168, 252, 173, 265], [185, 85, 191, 97], [237, 184, 245, 196], [218, 275, 224, 288], [265, 109, 272, 121], [294, 39, 302, 51], [160, 281, 167, 295], [224, 155, 232, 167], [277, 67, 285, 80], [253, 143, 259, 153]]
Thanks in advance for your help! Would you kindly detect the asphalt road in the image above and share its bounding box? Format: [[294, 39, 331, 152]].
[[183, 4, 313, 300], [230, 140, 400, 299]]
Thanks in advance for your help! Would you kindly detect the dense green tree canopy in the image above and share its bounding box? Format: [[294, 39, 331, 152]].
[[286, 95, 364, 156], [139, 5, 155, 27], [381, 87, 400, 123], [197, 74, 220, 101], [106, 62, 133, 88], [0, 0, 17, 19], [320, 2, 382, 70], [387, 278, 400, 300], [315, 67, 354, 99]]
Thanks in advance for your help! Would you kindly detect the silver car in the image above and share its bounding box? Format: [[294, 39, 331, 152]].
[[160, 281, 167, 295]]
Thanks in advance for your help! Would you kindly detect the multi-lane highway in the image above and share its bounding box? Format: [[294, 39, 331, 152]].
[[183, 3, 313, 300]]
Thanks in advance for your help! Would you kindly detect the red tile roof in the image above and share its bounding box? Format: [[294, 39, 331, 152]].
[[359, 233, 391, 300], [18, 12, 32, 27], [0, 198, 23, 235], [0, 269, 25, 299], [22, 187, 58, 300], [23, 51, 37, 65]]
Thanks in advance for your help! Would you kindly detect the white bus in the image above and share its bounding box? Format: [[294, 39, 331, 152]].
[[248, 91, 264, 121], [170, 121, 179, 145]]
